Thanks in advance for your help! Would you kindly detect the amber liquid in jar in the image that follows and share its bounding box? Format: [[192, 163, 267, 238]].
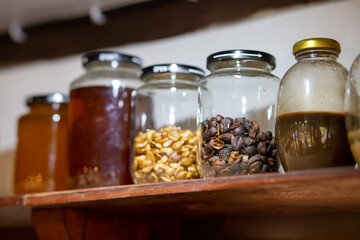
[[14, 103, 68, 194], [276, 111, 355, 171], [68, 86, 133, 188]]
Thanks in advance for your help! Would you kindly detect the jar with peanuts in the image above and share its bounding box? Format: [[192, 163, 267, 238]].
[[131, 63, 204, 183]]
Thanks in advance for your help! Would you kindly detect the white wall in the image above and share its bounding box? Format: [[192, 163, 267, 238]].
[[0, 0, 359, 195]]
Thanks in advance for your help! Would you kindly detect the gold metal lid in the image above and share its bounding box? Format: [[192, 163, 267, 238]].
[[293, 38, 341, 55]]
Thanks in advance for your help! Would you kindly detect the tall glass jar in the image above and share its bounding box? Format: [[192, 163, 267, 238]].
[[14, 93, 68, 194], [345, 53, 360, 164], [276, 38, 355, 171], [68, 51, 142, 188], [131, 63, 204, 184], [199, 50, 280, 178]]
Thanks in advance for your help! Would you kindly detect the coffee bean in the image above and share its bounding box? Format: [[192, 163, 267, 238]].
[[210, 138, 225, 150], [208, 127, 218, 137], [219, 148, 232, 159], [257, 141, 267, 155], [232, 125, 245, 136], [242, 145, 257, 156], [243, 137, 254, 146], [251, 120, 260, 132], [220, 117, 233, 133], [264, 131, 272, 140], [231, 135, 243, 151], [216, 114, 224, 123], [250, 161, 262, 173], [260, 155, 268, 163], [201, 147, 214, 159], [214, 159, 227, 171], [229, 122, 238, 131], [202, 120, 209, 130], [256, 131, 266, 141], [249, 128, 257, 138], [209, 120, 217, 128], [249, 154, 261, 165], [219, 133, 232, 143]]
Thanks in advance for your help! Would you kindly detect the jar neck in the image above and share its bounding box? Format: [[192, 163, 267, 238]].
[[294, 49, 339, 61], [208, 60, 273, 73], [29, 102, 66, 113], [143, 73, 201, 85], [84, 61, 141, 75]]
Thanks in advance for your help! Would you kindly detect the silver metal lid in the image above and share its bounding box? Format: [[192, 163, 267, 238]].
[[142, 63, 205, 78], [82, 51, 142, 67], [26, 93, 69, 106], [206, 49, 276, 70]]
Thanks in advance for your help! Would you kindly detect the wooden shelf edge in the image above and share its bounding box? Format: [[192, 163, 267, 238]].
[[11, 166, 358, 207], [0, 195, 25, 207]]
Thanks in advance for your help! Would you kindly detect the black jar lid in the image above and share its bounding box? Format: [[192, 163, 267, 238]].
[[206, 49, 276, 70], [26, 93, 69, 106], [142, 63, 205, 78], [82, 51, 142, 67]]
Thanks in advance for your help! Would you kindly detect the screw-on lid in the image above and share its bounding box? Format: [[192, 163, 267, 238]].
[[26, 93, 69, 106], [142, 63, 205, 78], [206, 49, 276, 70], [293, 38, 341, 55], [82, 51, 142, 67]]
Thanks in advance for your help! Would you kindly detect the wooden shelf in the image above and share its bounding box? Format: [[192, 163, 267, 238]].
[[1, 166, 360, 239], [1, 166, 360, 221]]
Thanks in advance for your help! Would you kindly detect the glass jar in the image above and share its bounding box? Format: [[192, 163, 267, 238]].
[[276, 38, 355, 171], [68, 51, 142, 188], [14, 93, 68, 194], [131, 63, 204, 183], [345, 53, 360, 164], [199, 50, 280, 178]]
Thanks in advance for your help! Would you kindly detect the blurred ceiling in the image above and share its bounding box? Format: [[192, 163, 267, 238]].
[[0, 0, 147, 34]]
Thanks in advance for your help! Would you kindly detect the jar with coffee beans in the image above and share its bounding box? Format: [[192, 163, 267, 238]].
[[276, 38, 355, 171], [198, 50, 280, 178], [131, 63, 204, 183]]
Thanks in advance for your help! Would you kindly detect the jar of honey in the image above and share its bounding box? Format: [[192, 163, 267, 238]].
[[14, 93, 69, 194], [68, 51, 142, 188]]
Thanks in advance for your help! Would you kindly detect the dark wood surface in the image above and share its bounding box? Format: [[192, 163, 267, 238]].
[[1, 166, 360, 239], [0, 0, 326, 66], [0, 166, 359, 219]]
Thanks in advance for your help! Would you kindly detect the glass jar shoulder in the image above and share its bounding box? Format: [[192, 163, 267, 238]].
[[205, 68, 280, 80], [71, 70, 142, 90], [19, 105, 67, 121], [282, 59, 348, 83], [136, 79, 198, 94], [277, 59, 349, 115]]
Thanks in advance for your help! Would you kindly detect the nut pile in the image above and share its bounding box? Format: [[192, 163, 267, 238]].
[[201, 115, 277, 177], [132, 126, 199, 183]]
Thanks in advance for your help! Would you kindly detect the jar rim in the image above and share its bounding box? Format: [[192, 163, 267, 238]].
[[82, 51, 142, 67], [141, 63, 205, 78], [26, 93, 69, 106], [206, 49, 276, 70]]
